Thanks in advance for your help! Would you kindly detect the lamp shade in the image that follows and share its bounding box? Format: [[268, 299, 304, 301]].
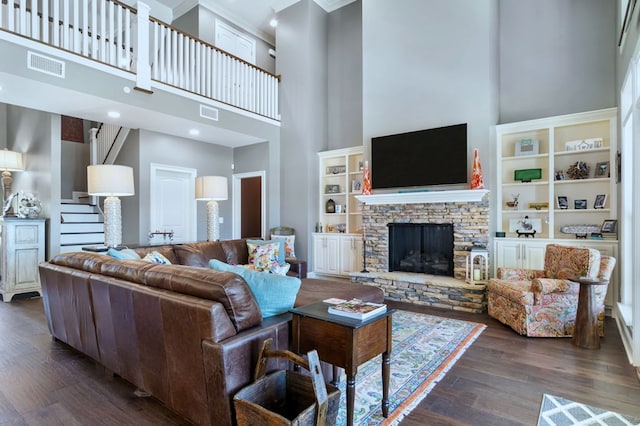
[[0, 149, 25, 171], [195, 176, 228, 200], [87, 165, 135, 196]]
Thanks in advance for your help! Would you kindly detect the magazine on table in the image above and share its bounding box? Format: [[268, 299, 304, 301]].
[[326, 298, 387, 320]]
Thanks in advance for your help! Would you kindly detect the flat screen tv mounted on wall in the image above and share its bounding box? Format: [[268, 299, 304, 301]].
[[371, 123, 468, 189]]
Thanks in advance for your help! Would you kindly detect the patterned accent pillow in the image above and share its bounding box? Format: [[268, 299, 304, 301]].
[[142, 251, 172, 265], [247, 241, 281, 272], [237, 263, 291, 276], [246, 239, 285, 265], [271, 234, 296, 259], [107, 248, 141, 260]]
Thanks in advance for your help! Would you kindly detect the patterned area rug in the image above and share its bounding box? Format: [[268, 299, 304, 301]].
[[538, 394, 640, 426], [334, 309, 486, 426]]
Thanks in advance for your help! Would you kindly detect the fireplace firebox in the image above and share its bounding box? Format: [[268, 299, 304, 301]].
[[388, 223, 454, 276]]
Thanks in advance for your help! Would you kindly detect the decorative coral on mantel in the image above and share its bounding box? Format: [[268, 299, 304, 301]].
[[470, 148, 485, 189]]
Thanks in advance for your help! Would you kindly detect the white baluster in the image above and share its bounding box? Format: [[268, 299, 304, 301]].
[[91, 0, 97, 58], [116, 5, 122, 66], [51, 0, 58, 45], [99, 0, 105, 61], [63, 0, 69, 49], [81, 0, 88, 55], [123, 8, 130, 69], [108, 0, 114, 65], [152, 22, 159, 79], [42, 0, 48, 43], [134, 1, 150, 89], [72, 0, 79, 52]]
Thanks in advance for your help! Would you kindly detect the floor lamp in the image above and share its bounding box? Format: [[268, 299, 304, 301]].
[[0, 149, 25, 216], [87, 165, 135, 248], [195, 176, 228, 242]]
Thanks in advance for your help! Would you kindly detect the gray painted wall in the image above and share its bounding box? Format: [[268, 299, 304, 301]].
[[327, 1, 362, 150], [124, 130, 235, 244], [172, 6, 200, 39], [6, 106, 61, 259], [0, 104, 6, 148], [234, 142, 269, 173], [277, 0, 329, 262], [60, 140, 89, 199], [362, 0, 499, 185], [499, 0, 616, 124]]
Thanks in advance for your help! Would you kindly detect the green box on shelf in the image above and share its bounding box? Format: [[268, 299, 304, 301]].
[[514, 168, 542, 183]]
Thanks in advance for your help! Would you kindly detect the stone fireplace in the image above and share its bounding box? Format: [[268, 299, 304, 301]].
[[352, 190, 490, 313]]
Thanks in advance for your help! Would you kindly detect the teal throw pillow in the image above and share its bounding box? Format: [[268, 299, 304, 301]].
[[209, 259, 301, 318], [246, 239, 286, 266], [107, 248, 141, 260]]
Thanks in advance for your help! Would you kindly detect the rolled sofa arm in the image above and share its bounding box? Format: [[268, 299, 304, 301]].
[[286, 258, 307, 279], [496, 267, 545, 281]]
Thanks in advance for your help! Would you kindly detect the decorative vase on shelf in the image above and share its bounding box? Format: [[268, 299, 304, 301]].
[[361, 161, 372, 195], [470, 148, 485, 190]]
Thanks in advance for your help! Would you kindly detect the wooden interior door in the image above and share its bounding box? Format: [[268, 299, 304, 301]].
[[240, 176, 262, 238]]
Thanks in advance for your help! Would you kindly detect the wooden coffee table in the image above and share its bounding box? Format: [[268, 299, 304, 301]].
[[571, 276, 608, 349], [290, 301, 393, 426]]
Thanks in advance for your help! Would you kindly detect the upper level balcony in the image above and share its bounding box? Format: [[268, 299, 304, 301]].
[[0, 0, 280, 123]]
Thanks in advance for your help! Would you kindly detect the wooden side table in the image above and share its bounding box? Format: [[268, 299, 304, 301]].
[[290, 302, 393, 426], [571, 276, 608, 349]]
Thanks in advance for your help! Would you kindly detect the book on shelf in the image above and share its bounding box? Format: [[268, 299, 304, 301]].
[[327, 299, 387, 320]]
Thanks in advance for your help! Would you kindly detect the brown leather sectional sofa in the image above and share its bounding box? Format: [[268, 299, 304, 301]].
[[38, 239, 383, 425]]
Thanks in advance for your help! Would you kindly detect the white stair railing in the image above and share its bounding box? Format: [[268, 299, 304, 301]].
[[0, 0, 280, 120]]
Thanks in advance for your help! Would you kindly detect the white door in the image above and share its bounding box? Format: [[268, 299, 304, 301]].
[[149, 164, 197, 244], [215, 20, 256, 64]]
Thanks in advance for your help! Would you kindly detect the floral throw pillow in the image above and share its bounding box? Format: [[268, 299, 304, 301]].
[[247, 241, 281, 272], [142, 251, 172, 265], [271, 235, 296, 259]]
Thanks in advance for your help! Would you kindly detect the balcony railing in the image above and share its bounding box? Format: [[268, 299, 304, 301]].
[[0, 0, 280, 120]]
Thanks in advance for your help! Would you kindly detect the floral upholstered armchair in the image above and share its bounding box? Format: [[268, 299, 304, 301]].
[[487, 244, 616, 337]]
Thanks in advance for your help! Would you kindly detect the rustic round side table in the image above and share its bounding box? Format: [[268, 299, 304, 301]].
[[571, 276, 607, 349]]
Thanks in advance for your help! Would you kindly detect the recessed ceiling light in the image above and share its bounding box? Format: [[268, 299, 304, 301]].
[[189, 129, 200, 136], [123, 86, 131, 94], [269, 18, 278, 27], [107, 111, 121, 118]]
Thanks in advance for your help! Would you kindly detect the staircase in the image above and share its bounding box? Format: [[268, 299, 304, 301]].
[[59, 202, 105, 253]]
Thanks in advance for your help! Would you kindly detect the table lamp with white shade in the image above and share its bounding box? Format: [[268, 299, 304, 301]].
[[195, 176, 228, 241], [0, 149, 25, 216], [87, 165, 135, 248]]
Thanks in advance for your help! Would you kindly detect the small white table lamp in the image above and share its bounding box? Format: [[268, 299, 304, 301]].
[[0, 149, 25, 216], [195, 176, 228, 241], [87, 165, 135, 248]]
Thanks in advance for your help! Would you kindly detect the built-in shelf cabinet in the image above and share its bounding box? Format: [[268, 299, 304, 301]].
[[494, 108, 619, 310], [0, 218, 45, 302], [314, 147, 364, 277]]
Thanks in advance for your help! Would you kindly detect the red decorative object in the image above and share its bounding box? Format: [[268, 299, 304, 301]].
[[361, 161, 372, 195], [471, 148, 485, 189]]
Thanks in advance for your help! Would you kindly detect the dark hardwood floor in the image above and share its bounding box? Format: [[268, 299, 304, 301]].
[[1, 295, 639, 425]]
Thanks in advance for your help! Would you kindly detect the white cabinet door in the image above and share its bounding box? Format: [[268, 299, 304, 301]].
[[495, 240, 522, 269], [522, 242, 547, 270], [494, 239, 547, 273], [339, 236, 363, 274], [313, 234, 340, 275]]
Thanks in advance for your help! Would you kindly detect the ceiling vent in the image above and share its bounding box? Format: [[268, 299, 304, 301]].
[[200, 105, 219, 121], [27, 51, 65, 78]]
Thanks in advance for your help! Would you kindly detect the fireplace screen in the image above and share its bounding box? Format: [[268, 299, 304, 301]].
[[388, 223, 454, 276]]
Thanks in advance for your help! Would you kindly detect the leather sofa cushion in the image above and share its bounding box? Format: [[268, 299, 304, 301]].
[[50, 252, 108, 274], [174, 242, 227, 267], [143, 265, 262, 331], [221, 239, 250, 265]]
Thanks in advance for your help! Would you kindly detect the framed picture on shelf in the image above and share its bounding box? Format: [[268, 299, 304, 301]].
[[574, 199, 587, 210], [556, 196, 568, 209], [601, 219, 618, 233], [326, 165, 346, 175], [594, 161, 609, 178], [351, 180, 362, 192], [325, 184, 340, 194], [594, 194, 607, 209], [515, 139, 539, 156]]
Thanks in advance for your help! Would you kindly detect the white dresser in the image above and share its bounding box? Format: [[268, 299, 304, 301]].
[[0, 217, 46, 302]]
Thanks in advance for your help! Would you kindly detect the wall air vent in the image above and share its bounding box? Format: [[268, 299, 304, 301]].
[[27, 51, 65, 78], [200, 105, 219, 121]]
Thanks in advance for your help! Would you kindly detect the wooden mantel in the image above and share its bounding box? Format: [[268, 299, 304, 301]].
[[354, 189, 489, 205]]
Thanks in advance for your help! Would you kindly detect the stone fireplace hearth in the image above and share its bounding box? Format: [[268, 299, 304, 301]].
[[352, 190, 490, 313]]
